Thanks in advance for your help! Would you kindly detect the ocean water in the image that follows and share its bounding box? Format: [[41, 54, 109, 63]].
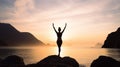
[[0, 46, 120, 67]]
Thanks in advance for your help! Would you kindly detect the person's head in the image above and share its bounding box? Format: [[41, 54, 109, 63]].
[[58, 27, 61, 32]]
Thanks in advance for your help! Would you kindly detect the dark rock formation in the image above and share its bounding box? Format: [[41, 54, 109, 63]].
[[0, 58, 2, 62], [0, 40, 8, 46], [0, 55, 79, 67], [102, 27, 120, 48], [62, 57, 79, 67], [0, 55, 25, 67], [0, 23, 44, 46], [91, 56, 120, 67], [27, 55, 79, 67]]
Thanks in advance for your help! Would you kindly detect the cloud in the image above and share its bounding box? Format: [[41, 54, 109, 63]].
[[13, 0, 35, 18], [0, 0, 120, 46], [0, 0, 15, 21], [9, 0, 120, 33], [2, 0, 119, 25]]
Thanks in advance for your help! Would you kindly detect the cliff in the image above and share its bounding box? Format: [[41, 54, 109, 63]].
[[102, 27, 120, 48], [0, 23, 44, 46]]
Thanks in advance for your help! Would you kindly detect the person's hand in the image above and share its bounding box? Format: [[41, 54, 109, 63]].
[[52, 23, 54, 26], [52, 23, 53, 25], [65, 23, 67, 26]]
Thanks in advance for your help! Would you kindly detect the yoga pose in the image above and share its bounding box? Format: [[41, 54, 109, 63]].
[[52, 23, 67, 56]]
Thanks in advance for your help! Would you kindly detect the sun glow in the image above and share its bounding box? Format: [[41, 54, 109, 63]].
[[31, 46, 69, 57], [0, 0, 120, 47]]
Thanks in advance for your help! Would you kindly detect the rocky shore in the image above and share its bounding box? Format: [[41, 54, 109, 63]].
[[0, 55, 120, 67], [0, 55, 79, 67]]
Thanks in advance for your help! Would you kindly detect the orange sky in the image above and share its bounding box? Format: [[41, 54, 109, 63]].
[[0, 0, 120, 47]]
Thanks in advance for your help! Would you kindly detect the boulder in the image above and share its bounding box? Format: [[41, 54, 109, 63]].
[[0, 55, 25, 67], [91, 56, 120, 67], [26, 55, 79, 67], [62, 57, 79, 67]]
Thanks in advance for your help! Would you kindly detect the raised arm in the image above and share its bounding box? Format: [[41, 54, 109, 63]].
[[52, 23, 57, 33], [62, 23, 67, 33]]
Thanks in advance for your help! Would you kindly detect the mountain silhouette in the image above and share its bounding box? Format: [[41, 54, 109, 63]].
[[0, 23, 44, 46], [102, 27, 120, 48]]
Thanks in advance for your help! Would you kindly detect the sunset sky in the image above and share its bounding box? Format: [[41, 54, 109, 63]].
[[0, 0, 120, 47]]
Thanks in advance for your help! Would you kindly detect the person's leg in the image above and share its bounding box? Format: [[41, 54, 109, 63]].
[[57, 40, 62, 57], [58, 46, 61, 56]]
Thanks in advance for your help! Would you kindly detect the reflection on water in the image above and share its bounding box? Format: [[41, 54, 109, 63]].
[[0, 46, 120, 67]]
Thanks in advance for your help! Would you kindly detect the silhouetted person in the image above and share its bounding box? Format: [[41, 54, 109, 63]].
[[52, 23, 67, 56]]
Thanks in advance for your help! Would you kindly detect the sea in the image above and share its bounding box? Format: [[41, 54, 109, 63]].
[[0, 46, 120, 67]]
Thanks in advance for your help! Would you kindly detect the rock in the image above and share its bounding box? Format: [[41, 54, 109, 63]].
[[102, 27, 120, 48], [38, 55, 62, 64], [0, 58, 2, 63], [62, 57, 79, 67], [91, 56, 120, 67], [0, 55, 25, 67], [0, 55, 79, 67], [0, 40, 8, 46], [26, 55, 79, 67]]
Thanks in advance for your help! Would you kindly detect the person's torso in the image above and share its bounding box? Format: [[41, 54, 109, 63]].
[[57, 33, 62, 40]]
